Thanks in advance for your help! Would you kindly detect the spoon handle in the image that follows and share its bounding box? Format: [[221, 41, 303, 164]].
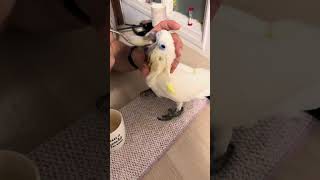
[[110, 29, 130, 42]]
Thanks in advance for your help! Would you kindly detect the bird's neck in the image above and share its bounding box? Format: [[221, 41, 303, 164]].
[[146, 62, 171, 84]]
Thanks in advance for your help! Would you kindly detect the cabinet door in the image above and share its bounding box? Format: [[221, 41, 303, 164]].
[[111, 0, 124, 26]]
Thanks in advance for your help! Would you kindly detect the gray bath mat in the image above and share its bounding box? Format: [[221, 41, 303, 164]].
[[215, 112, 315, 180], [28, 113, 107, 180], [27, 96, 208, 180], [110, 97, 209, 180]]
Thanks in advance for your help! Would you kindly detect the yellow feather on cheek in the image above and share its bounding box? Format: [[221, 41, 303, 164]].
[[166, 83, 175, 94]]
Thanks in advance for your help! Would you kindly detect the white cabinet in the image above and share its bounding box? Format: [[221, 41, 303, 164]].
[[120, 0, 210, 59]]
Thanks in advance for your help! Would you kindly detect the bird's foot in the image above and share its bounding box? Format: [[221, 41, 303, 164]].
[[140, 89, 156, 97], [157, 107, 184, 121]]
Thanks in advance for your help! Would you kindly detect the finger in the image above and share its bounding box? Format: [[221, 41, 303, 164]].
[[175, 47, 182, 58], [172, 33, 183, 50], [172, 34, 183, 58], [173, 42, 182, 58], [152, 20, 181, 32], [170, 58, 180, 73], [110, 54, 115, 71], [140, 64, 150, 77], [110, 32, 115, 43]]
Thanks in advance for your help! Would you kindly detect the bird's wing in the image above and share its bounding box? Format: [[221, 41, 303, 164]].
[[167, 63, 210, 102]]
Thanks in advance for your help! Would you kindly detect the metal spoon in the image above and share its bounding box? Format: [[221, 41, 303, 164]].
[[110, 29, 154, 46]]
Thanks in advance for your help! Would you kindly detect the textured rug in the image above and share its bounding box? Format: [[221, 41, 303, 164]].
[[28, 113, 107, 180], [26, 96, 208, 180], [110, 96, 209, 180], [215, 112, 315, 180]]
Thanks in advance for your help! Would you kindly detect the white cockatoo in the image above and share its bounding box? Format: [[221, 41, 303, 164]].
[[145, 30, 210, 121]]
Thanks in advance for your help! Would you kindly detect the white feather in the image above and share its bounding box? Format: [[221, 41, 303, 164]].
[[146, 30, 210, 104]]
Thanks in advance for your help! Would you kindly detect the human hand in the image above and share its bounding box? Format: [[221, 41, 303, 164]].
[[110, 32, 116, 71], [140, 20, 183, 77]]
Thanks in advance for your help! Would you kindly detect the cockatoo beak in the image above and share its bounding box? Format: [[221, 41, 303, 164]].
[[146, 42, 157, 67]]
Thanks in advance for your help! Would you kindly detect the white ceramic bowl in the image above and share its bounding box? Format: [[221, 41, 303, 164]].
[[110, 109, 126, 152]]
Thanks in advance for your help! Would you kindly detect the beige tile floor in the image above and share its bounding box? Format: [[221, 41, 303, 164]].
[[143, 105, 211, 180]]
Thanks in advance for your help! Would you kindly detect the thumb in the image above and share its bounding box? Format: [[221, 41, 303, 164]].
[[140, 64, 150, 77]]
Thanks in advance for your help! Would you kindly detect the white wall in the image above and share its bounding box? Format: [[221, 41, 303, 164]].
[[121, 1, 150, 25]]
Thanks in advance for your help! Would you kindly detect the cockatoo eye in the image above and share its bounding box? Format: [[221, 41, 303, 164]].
[[159, 44, 166, 50]]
